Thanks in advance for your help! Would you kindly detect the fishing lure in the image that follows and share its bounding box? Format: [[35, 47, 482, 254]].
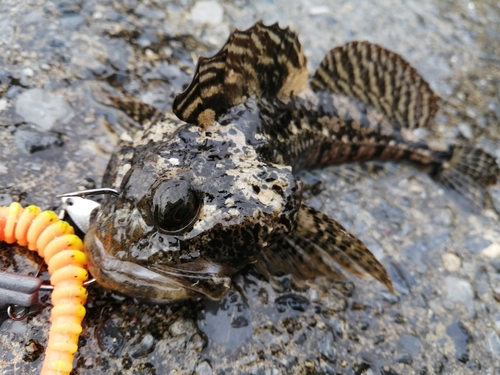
[[0, 202, 89, 375]]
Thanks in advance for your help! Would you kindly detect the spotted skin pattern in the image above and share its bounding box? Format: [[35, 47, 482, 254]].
[[87, 22, 499, 301]]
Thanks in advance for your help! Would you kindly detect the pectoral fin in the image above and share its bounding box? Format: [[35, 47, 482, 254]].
[[257, 205, 394, 293]]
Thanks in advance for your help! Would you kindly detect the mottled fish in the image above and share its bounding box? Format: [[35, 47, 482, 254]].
[[86, 22, 499, 301]]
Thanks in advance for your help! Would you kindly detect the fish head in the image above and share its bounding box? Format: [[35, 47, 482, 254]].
[[85, 117, 301, 301]]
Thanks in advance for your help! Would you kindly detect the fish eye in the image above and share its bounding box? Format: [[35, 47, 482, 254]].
[[148, 180, 201, 234]]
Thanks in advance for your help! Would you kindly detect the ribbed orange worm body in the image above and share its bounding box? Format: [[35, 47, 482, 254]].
[[1, 202, 88, 375]]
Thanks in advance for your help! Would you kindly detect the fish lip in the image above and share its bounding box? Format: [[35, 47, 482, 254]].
[[84, 233, 201, 301], [84, 233, 231, 301]]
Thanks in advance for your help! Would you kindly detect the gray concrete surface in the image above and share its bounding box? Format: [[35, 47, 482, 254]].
[[1, 0, 500, 374]]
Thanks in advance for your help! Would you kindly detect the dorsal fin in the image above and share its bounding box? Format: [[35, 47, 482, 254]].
[[173, 21, 308, 128], [311, 41, 439, 129]]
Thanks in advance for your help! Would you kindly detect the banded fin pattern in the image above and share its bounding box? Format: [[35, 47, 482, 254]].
[[311, 41, 439, 129], [434, 146, 500, 205], [104, 94, 164, 127], [173, 21, 308, 128], [258, 205, 394, 293]]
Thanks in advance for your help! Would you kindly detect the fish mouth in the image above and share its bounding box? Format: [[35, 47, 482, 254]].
[[84, 234, 232, 301]]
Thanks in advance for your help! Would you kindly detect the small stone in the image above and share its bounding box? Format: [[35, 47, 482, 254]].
[[22, 68, 34, 77], [190, 1, 223, 25], [15, 89, 74, 131], [70, 52, 106, 79], [0, 16, 14, 45], [457, 123, 473, 139], [169, 318, 195, 336], [446, 321, 471, 363], [395, 352, 413, 364], [444, 276, 474, 313], [442, 253, 461, 272], [60, 15, 85, 30], [194, 360, 212, 375], [398, 335, 420, 356], [464, 235, 491, 254], [319, 331, 336, 362], [14, 126, 64, 154], [480, 243, 500, 259], [491, 259, 500, 273], [0, 98, 7, 111], [488, 330, 500, 360], [129, 333, 155, 359], [309, 6, 331, 15]]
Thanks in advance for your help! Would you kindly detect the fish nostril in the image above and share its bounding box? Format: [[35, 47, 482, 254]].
[[272, 184, 283, 196]]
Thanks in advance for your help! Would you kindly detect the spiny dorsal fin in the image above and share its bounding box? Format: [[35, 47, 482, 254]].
[[173, 21, 308, 128], [311, 41, 439, 129]]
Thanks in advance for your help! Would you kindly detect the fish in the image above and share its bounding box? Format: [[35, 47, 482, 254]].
[[85, 21, 499, 301]]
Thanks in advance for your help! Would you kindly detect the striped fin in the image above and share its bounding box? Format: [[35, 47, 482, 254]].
[[438, 146, 500, 187], [257, 205, 394, 293], [105, 95, 164, 127], [433, 145, 500, 207], [93, 88, 164, 128], [173, 21, 308, 128], [311, 41, 439, 129]]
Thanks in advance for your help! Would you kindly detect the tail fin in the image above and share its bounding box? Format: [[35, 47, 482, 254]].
[[311, 41, 439, 130], [434, 146, 499, 206], [256, 205, 395, 293]]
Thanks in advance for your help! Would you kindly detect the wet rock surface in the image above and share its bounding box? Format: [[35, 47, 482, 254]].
[[1, 0, 500, 374]]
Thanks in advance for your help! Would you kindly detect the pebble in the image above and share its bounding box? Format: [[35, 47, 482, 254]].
[[21, 68, 34, 77], [457, 122, 473, 139], [0, 16, 14, 45], [107, 40, 130, 71], [442, 252, 461, 272], [395, 352, 413, 364], [169, 318, 196, 336], [15, 89, 74, 131], [60, 15, 85, 30], [444, 276, 474, 314], [319, 331, 336, 362], [309, 6, 331, 15], [446, 321, 471, 363], [398, 335, 420, 356], [488, 330, 500, 360], [14, 126, 64, 154], [0, 98, 7, 111], [480, 243, 500, 259], [70, 52, 107, 79], [129, 333, 155, 358], [190, 1, 224, 25], [464, 235, 492, 254], [194, 360, 213, 375]]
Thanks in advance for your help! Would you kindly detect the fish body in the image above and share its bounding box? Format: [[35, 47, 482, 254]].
[[85, 22, 499, 301]]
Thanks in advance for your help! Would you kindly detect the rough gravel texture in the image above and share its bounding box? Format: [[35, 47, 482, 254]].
[[1, 1, 500, 374]]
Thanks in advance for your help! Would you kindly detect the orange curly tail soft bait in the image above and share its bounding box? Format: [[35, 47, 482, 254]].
[[1, 202, 89, 375]]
